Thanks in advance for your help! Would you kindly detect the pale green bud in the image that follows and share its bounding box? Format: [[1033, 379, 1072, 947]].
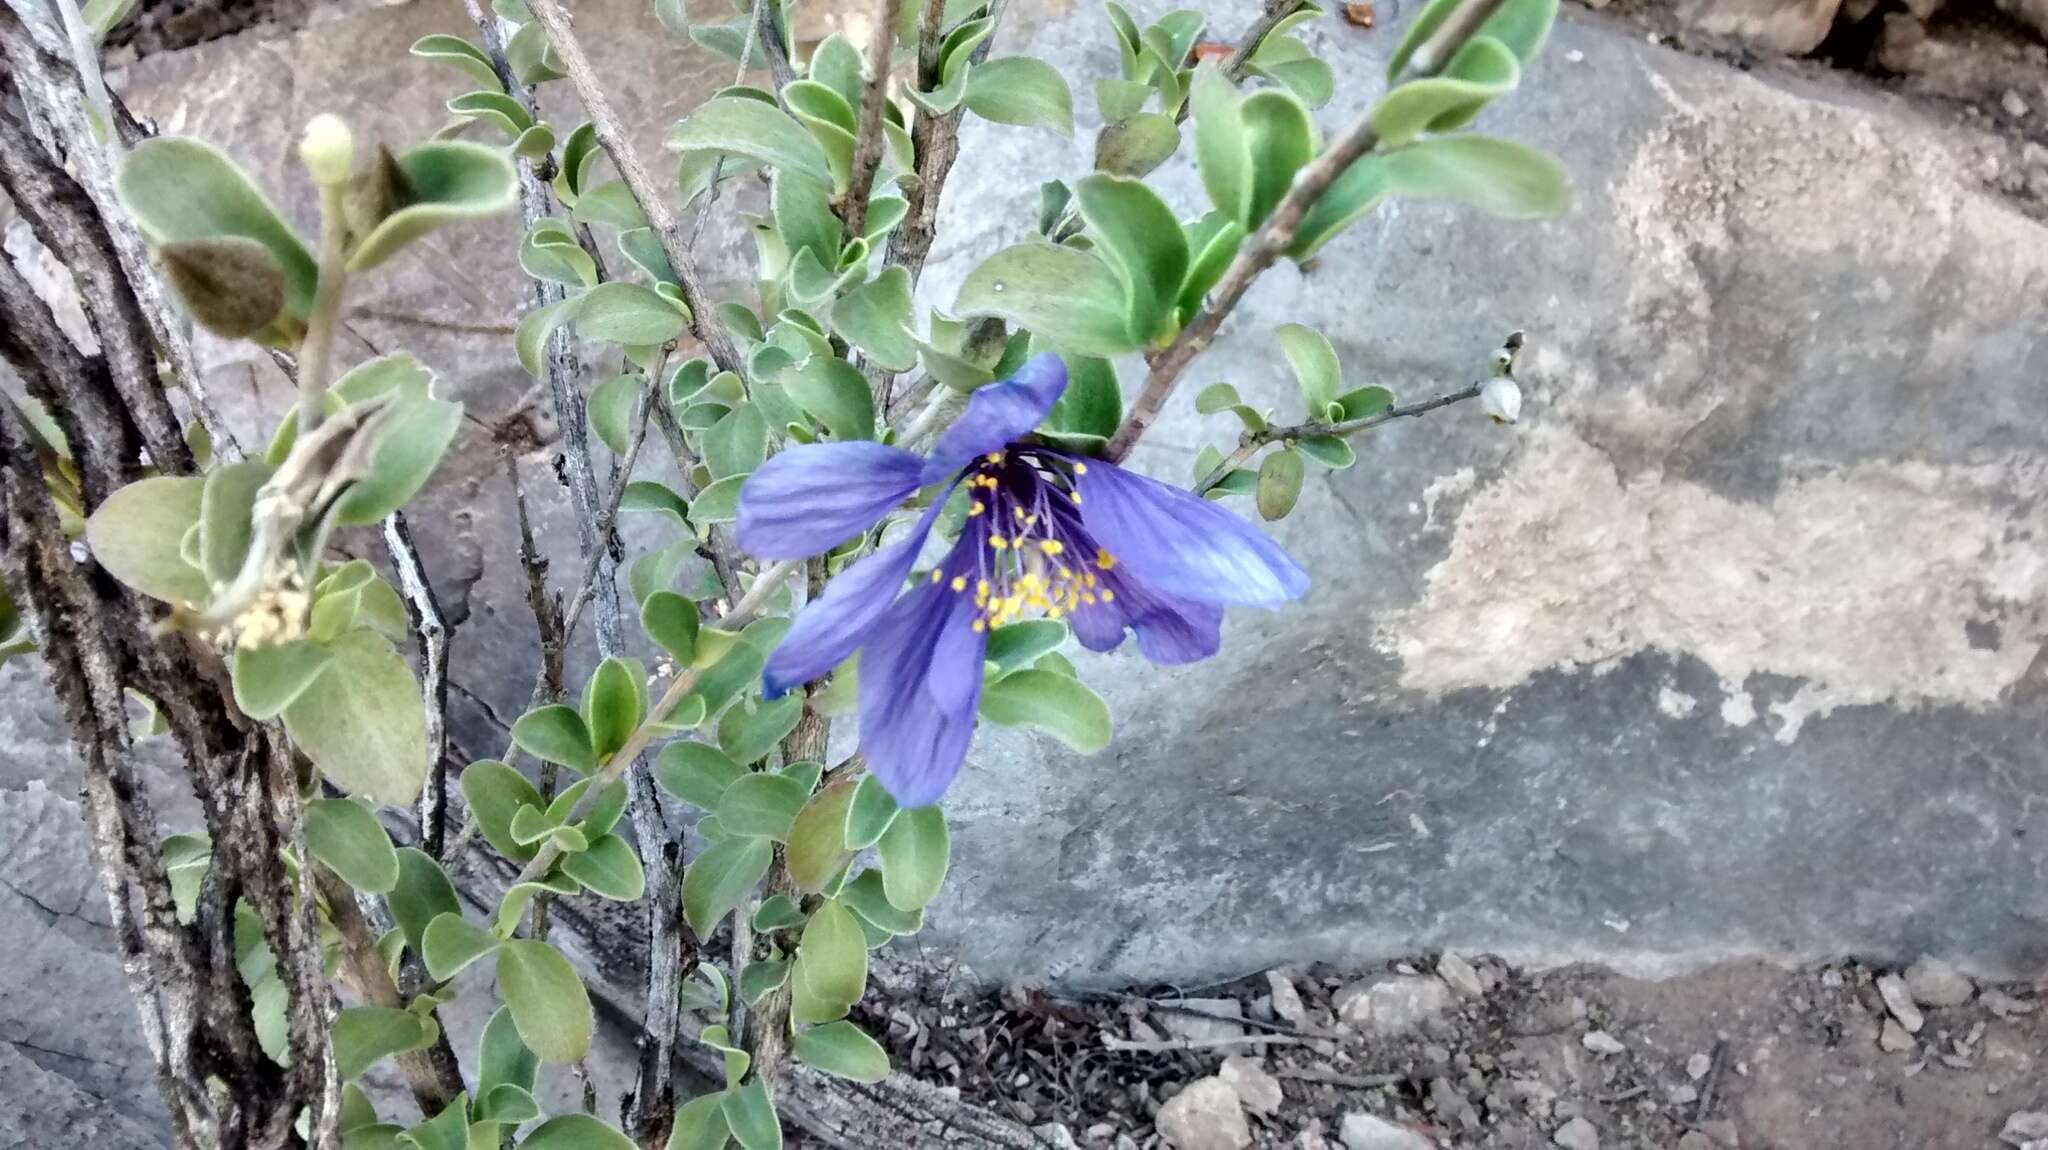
[[299, 115, 355, 187]]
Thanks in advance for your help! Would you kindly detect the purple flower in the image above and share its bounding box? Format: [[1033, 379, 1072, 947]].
[[736, 354, 1310, 806]]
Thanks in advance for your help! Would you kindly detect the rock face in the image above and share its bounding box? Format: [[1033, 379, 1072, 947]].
[[1677, 0, 1841, 53], [1154, 1077, 1250, 1150]]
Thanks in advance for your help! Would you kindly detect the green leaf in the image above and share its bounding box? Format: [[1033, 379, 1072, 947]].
[[704, 403, 768, 480], [576, 282, 690, 345], [562, 833, 646, 900], [448, 91, 533, 137], [1191, 66, 1250, 224], [843, 775, 898, 850], [347, 142, 517, 272], [770, 171, 840, 269], [421, 912, 502, 981], [580, 779, 630, 838], [587, 375, 641, 455], [1276, 323, 1340, 412], [1256, 448, 1306, 520], [688, 474, 747, 525], [198, 460, 269, 586], [505, 21, 567, 84], [1290, 135, 1567, 260], [1390, 0, 1556, 82], [718, 695, 806, 768], [305, 797, 399, 893], [955, 243, 1135, 358], [1095, 77, 1153, 123], [521, 1114, 636, 1150], [157, 237, 288, 338], [1371, 37, 1519, 146], [398, 1096, 467, 1150], [339, 1083, 379, 1134], [232, 640, 336, 721], [668, 1093, 733, 1150], [1240, 90, 1317, 228], [512, 704, 596, 773], [786, 780, 856, 892], [496, 939, 593, 1062], [656, 741, 746, 809], [752, 894, 807, 932], [795, 1020, 890, 1083], [781, 355, 875, 442], [641, 592, 701, 665], [838, 868, 922, 935], [1073, 174, 1188, 347], [479, 1006, 538, 1103], [333, 1006, 434, 1081], [963, 56, 1074, 136], [666, 97, 833, 186], [283, 632, 429, 804], [163, 833, 210, 925], [983, 619, 1069, 674], [582, 656, 645, 760], [80, 0, 140, 40], [792, 899, 867, 1024], [1093, 112, 1179, 178], [1337, 384, 1395, 420], [1040, 351, 1121, 446], [875, 806, 949, 910], [1297, 435, 1356, 468], [116, 138, 318, 320], [411, 33, 501, 87], [460, 761, 545, 862], [84, 476, 208, 603], [390, 847, 461, 955], [521, 219, 598, 288], [978, 668, 1112, 755], [721, 1078, 782, 1150], [715, 771, 809, 840], [740, 958, 791, 1005], [326, 354, 463, 527], [682, 835, 773, 936], [1177, 213, 1242, 323], [832, 267, 918, 374], [783, 80, 857, 190], [1246, 33, 1335, 108]]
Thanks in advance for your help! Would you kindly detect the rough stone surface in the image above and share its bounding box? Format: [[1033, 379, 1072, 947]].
[[1158, 998, 1246, 1042], [1904, 956, 1975, 1006], [1216, 1056, 1284, 1117], [1266, 969, 1309, 1025], [1154, 1077, 1250, 1150], [1879, 1017, 1916, 1052], [1677, 0, 1842, 53], [922, 3, 2048, 988], [1337, 1111, 1433, 1150], [1436, 952, 1485, 999], [2003, 1111, 2048, 1147], [1333, 976, 1453, 1036]]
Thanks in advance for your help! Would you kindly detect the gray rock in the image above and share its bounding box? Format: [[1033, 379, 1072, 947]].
[[1879, 1018, 1916, 1053], [1580, 1030, 1627, 1056], [1553, 1115, 1601, 1150], [1686, 1052, 1713, 1080], [1156, 1077, 1250, 1150], [1158, 999, 1246, 1043], [1218, 1056, 1284, 1117], [1677, 1134, 1716, 1150], [1266, 969, 1309, 1025], [1903, 957, 1974, 1007], [2002, 1112, 2048, 1147], [1338, 1112, 1433, 1150], [1677, 0, 1842, 53], [1698, 1120, 1741, 1148], [1877, 974, 1925, 1033], [1334, 976, 1454, 1036], [1437, 952, 1485, 999]]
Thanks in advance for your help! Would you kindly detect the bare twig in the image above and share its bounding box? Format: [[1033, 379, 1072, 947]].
[[1194, 383, 1485, 494], [1103, 0, 1508, 461], [840, 0, 905, 241], [1212, 0, 1312, 101], [886, 0, 1006, 282], [1275, 1067, 1405, 1089], [315, 869, 463, 1110], [522, 0, 745, 377], [557, 370, 657, 644], [687, 0, 778, 253], [384, 511, 454, 857], [1101, 1033, 1310, 1053], [752, 0, 798, 91]]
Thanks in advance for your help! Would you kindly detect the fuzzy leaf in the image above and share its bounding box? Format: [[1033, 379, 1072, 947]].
[[956, 244, 1135, 358], [84, 476, 208, 604], [495, 940, 594, 1062], [963, 56, 1075, 136], [305, 797, 399, 892], [683, 835, 774, 937], [979, 668, 1111, 754], [283, 632, 428, 804], [667, 97, 833, 186]]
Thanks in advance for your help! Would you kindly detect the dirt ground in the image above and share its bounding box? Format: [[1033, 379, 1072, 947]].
[[855, 952, 2048, 1149]]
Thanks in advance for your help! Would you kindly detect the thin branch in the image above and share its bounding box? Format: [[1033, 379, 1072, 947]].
[[1194, 382, 1485, 494], [315, 868, 463, 1110], [687, 0, 779, 253], [839, 0, 905, 241], [1100, 1033, 1310, 1053], [752, 0, 798, 91], [522, 0, 745, 377], [1212, 0, 1311, 103], [1103, 0, 1508, 461], [557, 373, 656, 643], [384, 511, 454, 857], [885, 0, 1006, 282]]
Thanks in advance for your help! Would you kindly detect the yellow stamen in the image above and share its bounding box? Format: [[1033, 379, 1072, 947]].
[[1096, 548, 1117, 570], [1039, 540, 1064, 556], [1100, 589, 1116, 603], [990, 536, 1008, 550], [951, 575, 967, 592], [930, 569, 943, 583], [1073, 461, 1088, 474], [968, 500, 985, 516]]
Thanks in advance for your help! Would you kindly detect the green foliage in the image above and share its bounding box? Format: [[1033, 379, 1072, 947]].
[[1256, 448, 1307, 520], [1292, 134, 1569, 260], [667, 97, 834, 188], [978, 668, 1113, 753], [460, 761, 545, 862], [791, 899, 867, 1024], [795, 1020, 890, 1082], [116, 138, 318, 329], [496, 939, 594, 1062], [83, 476, 208, 604], [785, 780, 856, 892], [390, 847, 461, 955], [875, 806, 950, 911], [722, 1078, 782, 1150], [333, 1006, 437, 1081], [421, 912, 501, 980], [231, 640, 334, 721], [512, 704, 596, 774], [683, 835, 773, 936], [305, 797, 399, 892], [717, 695, 805, 765], [656, 741, 747, 809], [582, 656, 646, 760], [955, 243, 1134, 358], [713, 771, 808, 840], [843, 774, 899, 850], [1073, 175, 1188, 348], [963, 57, 1075, 136], [283, 632, 429, 805]]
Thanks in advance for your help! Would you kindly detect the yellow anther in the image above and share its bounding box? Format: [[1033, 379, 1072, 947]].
[[1047, 606, 1064, 620], [1039, 540, 1064, 556], [984, 452, 1004, 464], [1095, 548, 1117, 570], [930, 569, 943, 583], [990, 535, 1008, 550], [968, 500, 985, 516], [1072, 461, 1088, 474], [971, 619, 986, 632], [1100, 589, 1116, 603], [951, 575, 967, 592]]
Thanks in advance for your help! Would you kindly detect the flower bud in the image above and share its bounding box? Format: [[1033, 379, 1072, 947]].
[[299, 114, 355, 187], [1479, 377, 1522, 425]]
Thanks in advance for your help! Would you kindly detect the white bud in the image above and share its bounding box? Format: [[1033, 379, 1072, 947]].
[[1479, 377, 1522, 425], [299, 114, 355, 187]]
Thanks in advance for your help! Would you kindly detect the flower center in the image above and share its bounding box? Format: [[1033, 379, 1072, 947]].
[[944, 452, 1116, 632]]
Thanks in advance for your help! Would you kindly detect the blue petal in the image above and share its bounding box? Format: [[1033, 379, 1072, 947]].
[[858, 580, 985, 808], [1076, 460, 1310, 608], [1068, 569, 1223, 665], [921, 353, 1068, 484], [760, 497, 948, 697], [738, 441, 923, 560]]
